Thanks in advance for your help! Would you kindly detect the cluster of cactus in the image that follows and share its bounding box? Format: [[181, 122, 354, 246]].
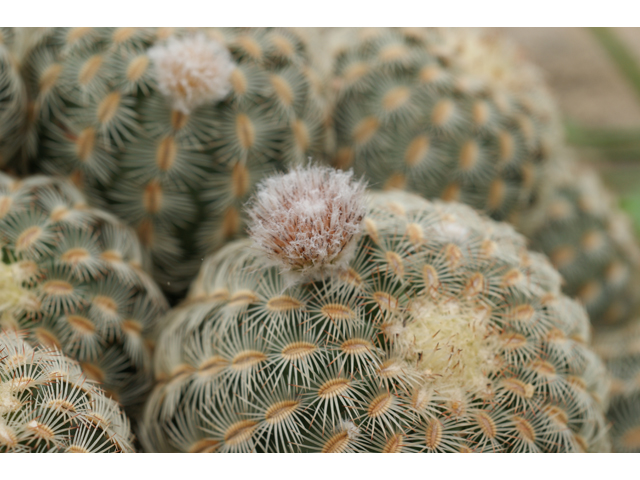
[[19, 27, 328, 293], [0, 331, 133, 452], [140, 167, 609, 453], [0, 26, 638, 455], [0, 172, 167, 415], [0, 27, 27, 169], [324, 27, 558, 223], [518, 157, 640, 326]]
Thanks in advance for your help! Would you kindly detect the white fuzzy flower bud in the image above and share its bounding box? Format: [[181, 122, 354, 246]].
[[247, 165, 366, 282], [148, 33, 236, 114]]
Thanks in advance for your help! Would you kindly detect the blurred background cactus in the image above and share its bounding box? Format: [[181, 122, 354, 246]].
[[518, 156, 640, 326], [18, 27, 328, 294], [592, 322, 640, 453], [0, 330, 134, 452], [320, 27, 560, 223], [494, 27, 640, 452], [0, 27, 28, 169], [0, 172, 167, 417], [141, 167, 609, 453], [496, 28, 640, 233]]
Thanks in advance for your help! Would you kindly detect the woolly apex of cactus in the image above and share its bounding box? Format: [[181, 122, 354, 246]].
[[247, 165, 366, 281], [148, 32, 236, 114]]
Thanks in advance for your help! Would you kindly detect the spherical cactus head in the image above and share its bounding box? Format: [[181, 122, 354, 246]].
[[247, 165, 366, 281], [142, 189, 611, 453], [148, 32, 236, 114], [0, 172, 168, 417], [0, 331, 135, 453]]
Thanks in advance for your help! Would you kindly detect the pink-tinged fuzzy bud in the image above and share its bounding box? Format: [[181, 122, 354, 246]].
[[148, 33, 236, 114], [247, 165, 366, 282]]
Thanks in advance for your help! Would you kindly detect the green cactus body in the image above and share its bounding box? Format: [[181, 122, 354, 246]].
[[0, 172, 167, 415], [326, 28, 558, 223], [519, 158, 640, 326], [141, 187, 609, 452], [0, 331, 134, 452], [593, 323, 640, 453], [0, 28, 28, 169], [21, 27, 327, 293]]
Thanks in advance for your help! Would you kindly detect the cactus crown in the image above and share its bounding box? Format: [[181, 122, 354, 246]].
[[142, 168, 609, 453], [0, 331, 134, 452]]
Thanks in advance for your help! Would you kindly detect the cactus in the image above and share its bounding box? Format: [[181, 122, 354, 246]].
[[0, 27, 28, 169], [0, 172, 168, 416], [140, 166, 609, 453], [20, 27, 328, 293], [593, 322, 640, 453], [0, 330, 134, 452], [324, 28, 559, 224], [518, 157, 640, 326], [319, 28, 640, 328]]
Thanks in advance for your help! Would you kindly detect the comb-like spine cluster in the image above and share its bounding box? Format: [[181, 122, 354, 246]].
[[325, 28, 558, 222], [140, 167, 609, 453], [0, 172, 168, 416], [20, 27, 328, 293], [0, 331, 134, 452], [0, 27, 28, 168]]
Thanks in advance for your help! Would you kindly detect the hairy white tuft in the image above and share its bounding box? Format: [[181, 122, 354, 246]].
[[148, 33, 236, 114], [247, 165, 366, 282]]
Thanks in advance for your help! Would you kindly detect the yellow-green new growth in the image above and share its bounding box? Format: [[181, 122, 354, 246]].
[[0, 262, 31, 316], [20, 27, 328, 293], [141, 167, 610, 453], [0, 331, 134, 452], [0, 172, 168, 416]]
